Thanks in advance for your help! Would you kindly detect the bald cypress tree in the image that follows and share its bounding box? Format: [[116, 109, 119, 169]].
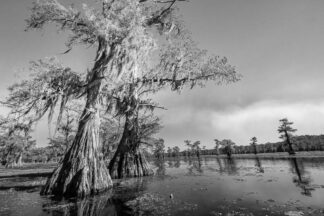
[[19, 0, 169, 197], [278, 118, 297, 155], [214, 139, 221, 155], [4, 0, 240, 197], [250, 137, 258, 155], [0, 118, 35, 167], [220, 139, 235, 158]]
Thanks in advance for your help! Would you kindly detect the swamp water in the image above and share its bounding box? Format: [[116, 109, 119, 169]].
[[1, 157, 324, 216]]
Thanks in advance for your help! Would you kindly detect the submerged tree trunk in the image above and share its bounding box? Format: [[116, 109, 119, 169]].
[[108, 112, 153, 179], [41, 38, 113, 198]]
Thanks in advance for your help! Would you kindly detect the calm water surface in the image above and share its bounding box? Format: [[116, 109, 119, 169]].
[[1, 157, 324, 216]]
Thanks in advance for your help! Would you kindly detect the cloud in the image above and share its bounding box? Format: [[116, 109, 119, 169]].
[[158, 99, 324, 149]]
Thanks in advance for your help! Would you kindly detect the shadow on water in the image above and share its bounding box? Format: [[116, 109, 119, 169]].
[[289, 158, 313, 197]]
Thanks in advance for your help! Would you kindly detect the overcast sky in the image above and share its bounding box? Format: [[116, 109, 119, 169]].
[[1, 0, 324, 149]]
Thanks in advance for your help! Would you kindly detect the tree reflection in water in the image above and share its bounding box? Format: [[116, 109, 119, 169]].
[[203, 157, 208, 166], [289, 158, 313, 197], [153, 158, 166, 176], [216, 157, 224, 173], [224, 158, 238, 175], [187, 158, 203, 175], [174, 158, 181, 168], [167, 159, 173, 168], [42, 192, 119, 216], [216, 158, 238, 175], [42, 178, 150, 216], [254, 156, 264, 173]]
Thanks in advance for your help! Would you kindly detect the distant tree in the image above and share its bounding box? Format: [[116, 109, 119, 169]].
[[220, 139, 235, 158], [278, 118, 297, 155], [202, 145, 206, 155], [184, 140, 201, 158], [167, 147, 172, 158], [153, 139, 165, 159], [214, 139, 221, 155], [192, 141, 201, 158], [172, 146, 180, 157], [28, 147, 48, 163], [0, 119, 36, 167], [184, 140, 193, 157], [250, 137, 258, 154]]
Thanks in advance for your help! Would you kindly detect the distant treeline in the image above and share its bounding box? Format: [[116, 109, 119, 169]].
[[163, 135, 324, 157]]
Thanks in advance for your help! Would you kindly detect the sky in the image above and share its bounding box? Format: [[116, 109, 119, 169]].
[[1, 0, 324, 150]]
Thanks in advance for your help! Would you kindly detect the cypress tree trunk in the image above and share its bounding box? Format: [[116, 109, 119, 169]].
[[226, 151, 231, 159], [41, 38, 113, 198], [108, 114, 153, 179], [15, 152, 23, 167], [253, 145, 257, 154], [215, 146, 220, 155], [285, 131, 295, 155]]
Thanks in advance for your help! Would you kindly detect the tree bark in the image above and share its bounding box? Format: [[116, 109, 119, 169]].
[[41, 38, 113, 198], [108, 113, 153, 179]]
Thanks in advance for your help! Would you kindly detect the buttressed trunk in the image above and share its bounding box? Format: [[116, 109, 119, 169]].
[[108, 116, 153, 179], [41, 38, 113, 198], [108, 89, 153, 179]]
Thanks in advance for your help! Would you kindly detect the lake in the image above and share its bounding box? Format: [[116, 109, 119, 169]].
[[1, 156, 324, 216]]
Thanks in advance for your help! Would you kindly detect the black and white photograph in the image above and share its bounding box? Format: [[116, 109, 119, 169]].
[[1, 0, 324, 215]]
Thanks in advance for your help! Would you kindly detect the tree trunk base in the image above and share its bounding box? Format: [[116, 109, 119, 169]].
[[41, 149, 112, 198], [109, 149, 153, 179]]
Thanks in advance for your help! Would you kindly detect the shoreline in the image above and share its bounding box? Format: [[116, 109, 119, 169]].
[[163, 151, 324, 160]]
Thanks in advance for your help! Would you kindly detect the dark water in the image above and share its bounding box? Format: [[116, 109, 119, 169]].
[[1, 157, 324, 216]]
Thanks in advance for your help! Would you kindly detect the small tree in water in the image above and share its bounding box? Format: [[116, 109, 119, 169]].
[[250, 137, 258, 155], [167, 147, 172, 158], [172, 146, 180, 157], [192, 141, 201, 159], [184, 140, 201, 159], [153, 139, 165, 160], [220, 139, 235, 158], [214, 139, 221, 155], [184, 140, 192, 157], [278, 118, 297, 155]]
